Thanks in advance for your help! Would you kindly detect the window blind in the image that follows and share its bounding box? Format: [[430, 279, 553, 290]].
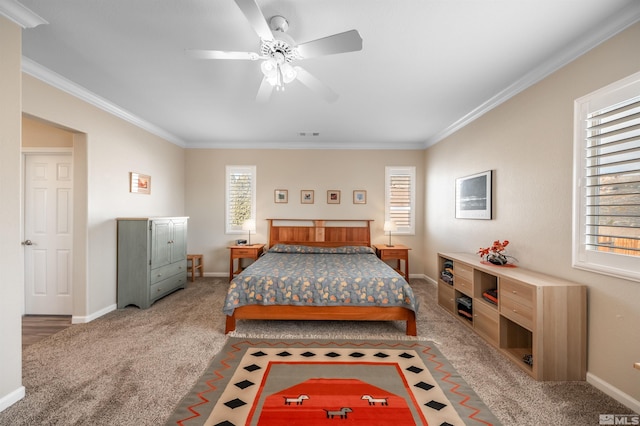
[[389, 173, 412, 228], [385, 166, 415, 234], [226, 165, 256, 233], [584, 97, 640, 256]]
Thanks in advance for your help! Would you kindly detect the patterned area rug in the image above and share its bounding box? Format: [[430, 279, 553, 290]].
[[166, 338, 501, 426]]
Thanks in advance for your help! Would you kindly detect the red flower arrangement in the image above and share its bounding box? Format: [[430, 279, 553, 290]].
[[477, 240, 517, 265]]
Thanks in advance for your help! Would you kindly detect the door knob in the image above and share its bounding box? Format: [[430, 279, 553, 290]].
[[22, 240, 33, 246]]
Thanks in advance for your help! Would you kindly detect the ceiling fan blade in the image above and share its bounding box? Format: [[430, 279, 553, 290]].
[[296, 30, 363, 59], [294, 66, 339, 103], [256, 76, 273, 103], [234, 0, 274, 41], [185, 49, 262, 60]]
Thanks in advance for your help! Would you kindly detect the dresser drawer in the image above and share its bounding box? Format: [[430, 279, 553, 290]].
[[380, 249, 407, 259], [500, 278, 534, 308], [151, 260, 187, 284], [474, 302, 499, 345], [234, 248, 259, 257], [455, 276, 473, 296], [454, 261, 473, 282], [150, 274, 186, 302], [500, 296, 534, 329]]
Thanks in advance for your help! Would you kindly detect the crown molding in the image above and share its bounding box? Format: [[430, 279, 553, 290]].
[[185, 139, 425, 150], [423, 3, 640, 149], [0, 0, 47, 28], [21, 57, 186, 147]]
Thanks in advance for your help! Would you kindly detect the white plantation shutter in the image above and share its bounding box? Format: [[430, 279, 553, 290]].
[[386, 166, 416, 234], [226, 165, 256, 233], [573, 71, 640, 282], [585, 98, 640, 255]]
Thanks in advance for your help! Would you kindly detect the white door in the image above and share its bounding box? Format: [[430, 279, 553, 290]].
[[24, 153, 73, 315]]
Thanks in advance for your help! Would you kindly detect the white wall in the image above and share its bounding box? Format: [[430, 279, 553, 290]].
[[21, 75, 186, 319], [0, 16, 25, 410], [424, 22, 640, 409], [184, 149, 425, 275]]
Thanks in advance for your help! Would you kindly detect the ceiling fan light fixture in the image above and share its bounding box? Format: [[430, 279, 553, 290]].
[[187, 0, 362, 102], [260, 59, 296, 90], [280, 63, 297, 83]]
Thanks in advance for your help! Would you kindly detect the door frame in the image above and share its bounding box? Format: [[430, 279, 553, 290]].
[[22, 130, 89, 326], [22, 148, 74, 316]]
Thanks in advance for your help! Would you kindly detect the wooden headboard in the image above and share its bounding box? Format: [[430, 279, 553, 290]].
[[267, 219, 373, 247]]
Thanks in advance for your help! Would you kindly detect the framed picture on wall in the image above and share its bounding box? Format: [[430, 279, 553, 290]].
[[274, 189, 288, 203], [301, 190, 314, 204], [353, 190, 366, 204], [130, 172, 151, 194], [327, 190, 341, 204], [455, 170, 492, 219]]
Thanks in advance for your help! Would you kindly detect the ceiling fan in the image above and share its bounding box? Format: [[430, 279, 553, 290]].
[[186, 0, 363, 103]]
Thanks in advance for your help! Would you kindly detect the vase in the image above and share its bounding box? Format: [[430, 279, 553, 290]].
[[487, 254, 508, 265]]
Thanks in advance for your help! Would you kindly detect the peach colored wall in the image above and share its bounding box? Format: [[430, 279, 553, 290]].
[[184, 149, 425, 275], [0, 16, 25, 411], [424, 22, 640, 408], [22, 115, 74, 147], [21, 75, 186, 318]]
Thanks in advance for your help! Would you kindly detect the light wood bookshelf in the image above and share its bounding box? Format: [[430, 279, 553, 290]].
[[437, 252, 587, 381]]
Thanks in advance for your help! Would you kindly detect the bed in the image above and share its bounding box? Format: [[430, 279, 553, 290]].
[[223, 219, 418, 335]]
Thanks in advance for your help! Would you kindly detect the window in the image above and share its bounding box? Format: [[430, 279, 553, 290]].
[[573, 71, 640, 282], [385, 166, 416, 234], [226, 165, 256, 234]]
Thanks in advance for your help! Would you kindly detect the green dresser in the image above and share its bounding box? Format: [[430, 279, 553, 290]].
[[117, 217, 188, 309]]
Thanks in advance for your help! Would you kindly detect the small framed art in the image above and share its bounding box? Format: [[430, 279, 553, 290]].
[[130, 172, 151, 194], [301, 190, 314, 204], [455, 170, 492, 219], [274, 189, 288, 203], [327, 190, 341, 204], [353, 190, 366, 204]]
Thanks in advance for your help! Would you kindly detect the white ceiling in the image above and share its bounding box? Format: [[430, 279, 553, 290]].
[[10, 0, 640, 149]]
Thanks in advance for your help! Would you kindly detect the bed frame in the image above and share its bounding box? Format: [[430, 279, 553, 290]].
[[224, 219, 417, 336]]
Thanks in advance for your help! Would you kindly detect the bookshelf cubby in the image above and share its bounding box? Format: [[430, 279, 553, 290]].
[[437, 252, 587, 381]]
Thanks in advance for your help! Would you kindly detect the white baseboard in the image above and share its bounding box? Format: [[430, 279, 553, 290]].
[[203, 272, 228, 278], [0, 386, 25, 413], [423, 275, 436, 285], [71, 304, 117, 324], [587, 372, 640, 414]]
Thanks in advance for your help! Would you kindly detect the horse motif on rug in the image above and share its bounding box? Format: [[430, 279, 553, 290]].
[[283, 394, 309, 405], [323, 407, 353, 419]]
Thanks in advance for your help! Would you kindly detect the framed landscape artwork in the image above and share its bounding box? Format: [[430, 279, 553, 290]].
[[455, 170, 492, 219], [130, 172, 151, 194]]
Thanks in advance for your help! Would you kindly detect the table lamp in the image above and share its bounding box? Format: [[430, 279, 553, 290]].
[[242, 219, 256, 245], [383, 221, 397, 247]]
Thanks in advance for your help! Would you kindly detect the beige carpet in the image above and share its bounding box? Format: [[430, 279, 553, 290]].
[[0, 277, 633, 425]]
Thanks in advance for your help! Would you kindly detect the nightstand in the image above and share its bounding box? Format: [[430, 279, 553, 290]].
[[373, 244, 411, 281], [228, 244, 265, 281]]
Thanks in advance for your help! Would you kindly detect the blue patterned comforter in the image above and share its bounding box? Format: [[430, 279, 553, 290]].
[[223, 245, 418, 315]]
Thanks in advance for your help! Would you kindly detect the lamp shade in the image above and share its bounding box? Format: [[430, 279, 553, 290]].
[[242, 219, 256, 232], [383, 221, 397, 232]]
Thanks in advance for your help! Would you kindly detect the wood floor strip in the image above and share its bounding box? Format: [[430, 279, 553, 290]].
[[22, 315, 72, 349]]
